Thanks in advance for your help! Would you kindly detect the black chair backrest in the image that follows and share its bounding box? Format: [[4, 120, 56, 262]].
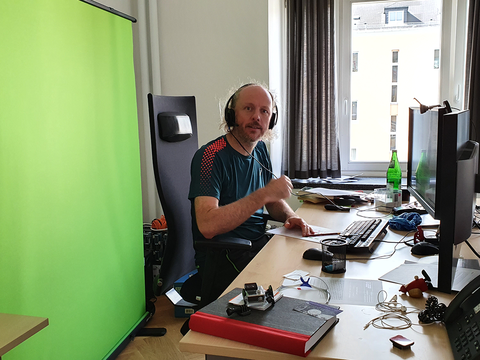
[[147, 93, 198, 294]]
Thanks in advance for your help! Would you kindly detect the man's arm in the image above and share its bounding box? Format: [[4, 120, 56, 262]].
[[195, 175, 293, 239], [265, 199, 314, 237]]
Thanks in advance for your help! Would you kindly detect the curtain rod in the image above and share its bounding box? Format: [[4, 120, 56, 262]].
[[79, 0, 137, 23]]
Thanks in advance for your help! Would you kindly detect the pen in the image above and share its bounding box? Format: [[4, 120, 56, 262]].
[[304, 232, 341, 237]]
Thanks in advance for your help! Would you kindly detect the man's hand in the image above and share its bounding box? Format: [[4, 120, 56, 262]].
[[284, 216, 315, 237], [264, 175, 293, 204]]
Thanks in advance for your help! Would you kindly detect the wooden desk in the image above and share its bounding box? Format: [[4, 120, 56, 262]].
[[0, 313, 48, 358], [180, 202, 478, 359]]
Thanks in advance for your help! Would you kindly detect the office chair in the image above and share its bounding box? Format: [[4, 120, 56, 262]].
[[147, 94, 252, 305]]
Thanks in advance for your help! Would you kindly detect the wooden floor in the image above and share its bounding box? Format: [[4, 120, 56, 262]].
[[116, 295, 203, 360]]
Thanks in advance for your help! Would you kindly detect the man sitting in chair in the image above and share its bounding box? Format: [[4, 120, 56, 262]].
[[189, 83, 314, 305]]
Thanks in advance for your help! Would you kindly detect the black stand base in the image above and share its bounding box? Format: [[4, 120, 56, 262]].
[[105, 310, 165, 360], [135, 300, 167, 337], [136, 327, 167, 336]]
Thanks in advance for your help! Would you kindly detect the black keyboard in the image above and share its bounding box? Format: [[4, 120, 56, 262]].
[[339, 218, 388, 253]]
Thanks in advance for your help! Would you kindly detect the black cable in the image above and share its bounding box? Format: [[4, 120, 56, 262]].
[[347, 232, 415, 261], [465, 240, 480, 259], [229, 130, 278, 179]]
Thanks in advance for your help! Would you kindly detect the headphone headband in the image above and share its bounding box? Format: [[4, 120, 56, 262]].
[[224, 84, 278, 130]]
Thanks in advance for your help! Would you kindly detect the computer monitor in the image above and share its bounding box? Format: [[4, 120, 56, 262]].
[[407, 106, 478, 293]]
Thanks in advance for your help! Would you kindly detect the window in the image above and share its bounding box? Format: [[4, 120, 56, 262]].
[[387, 10, 405, 25], [267, 0, 469, 177], [351, 148, 357, 161], [391, 85, 397, 102], [352, 52, 359, 72], [390, 134, 396, 150], [392, 50, 399, 64], [336, 0, 468, 176], [391, 116, 397, 132]]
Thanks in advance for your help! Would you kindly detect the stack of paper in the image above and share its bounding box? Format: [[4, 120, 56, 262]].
[[295, 187, 364, 203]]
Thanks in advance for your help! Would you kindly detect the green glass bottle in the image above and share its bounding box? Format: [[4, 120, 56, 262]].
[[386, 150, 401, 191]]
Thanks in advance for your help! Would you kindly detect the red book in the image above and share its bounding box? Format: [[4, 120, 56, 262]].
[[189, 288, 340, 357]]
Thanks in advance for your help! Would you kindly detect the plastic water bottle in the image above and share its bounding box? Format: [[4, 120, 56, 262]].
[[387, 150, 401, 191]]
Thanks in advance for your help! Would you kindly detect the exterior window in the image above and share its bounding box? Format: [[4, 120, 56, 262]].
[[434, 49, 440, 69], [388, 10, 404, 24], [390, 134, 396, 150], [267, 0, 469, 177], [351, 148, 357, 161], [392, 50, 399, 64], [391, 116, 397, 132], [391, 85, 397, 102], [334, 0, 465, 174], [352, 52, 359, 72], [352, 101, 358, 120], [392, 65, 398, 82]]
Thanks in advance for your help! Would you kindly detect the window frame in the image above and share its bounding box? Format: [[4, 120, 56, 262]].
[[336, 0, 468, 176], [386, 9, 405, 25]]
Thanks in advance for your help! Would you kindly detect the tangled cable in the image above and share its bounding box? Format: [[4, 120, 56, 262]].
[[364, 291, 420, 330], [418, 296, 446, 323]]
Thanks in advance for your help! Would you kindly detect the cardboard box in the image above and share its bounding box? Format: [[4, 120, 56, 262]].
[[166, 270, 199, 318], [165, 288, 197, 318]]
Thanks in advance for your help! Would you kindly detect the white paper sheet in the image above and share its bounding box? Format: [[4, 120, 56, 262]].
[[267, 225, 342, 243], [379, 262, 480, 291], [280, 275, 383, 306], [298, 187, 362, 197]]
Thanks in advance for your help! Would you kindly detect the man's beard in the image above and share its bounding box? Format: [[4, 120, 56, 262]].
[[233, 123, 264, 144]]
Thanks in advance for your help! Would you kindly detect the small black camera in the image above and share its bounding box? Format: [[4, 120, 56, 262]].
[[242, 283, 265, 305]]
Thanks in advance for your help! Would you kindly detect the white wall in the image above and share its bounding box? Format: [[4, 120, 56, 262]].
[[131, 0, 270, 222], [156, 0, 269, 147]]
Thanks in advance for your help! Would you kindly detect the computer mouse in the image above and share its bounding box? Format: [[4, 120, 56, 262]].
[[324, 204, 350, 212], [333, 197, 356, 206], [302, 248, 324, 261], [302, 248, 334, 261], [411, 241, 439, 256]]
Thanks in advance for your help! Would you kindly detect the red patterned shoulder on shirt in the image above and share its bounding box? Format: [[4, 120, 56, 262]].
[[200, 137, 227, 190]]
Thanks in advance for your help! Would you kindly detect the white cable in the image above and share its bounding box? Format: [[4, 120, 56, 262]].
[[364, 291, 422, 330]]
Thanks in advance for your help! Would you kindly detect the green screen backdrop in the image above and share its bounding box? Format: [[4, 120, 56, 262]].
[[0, 1, 146, 359]]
